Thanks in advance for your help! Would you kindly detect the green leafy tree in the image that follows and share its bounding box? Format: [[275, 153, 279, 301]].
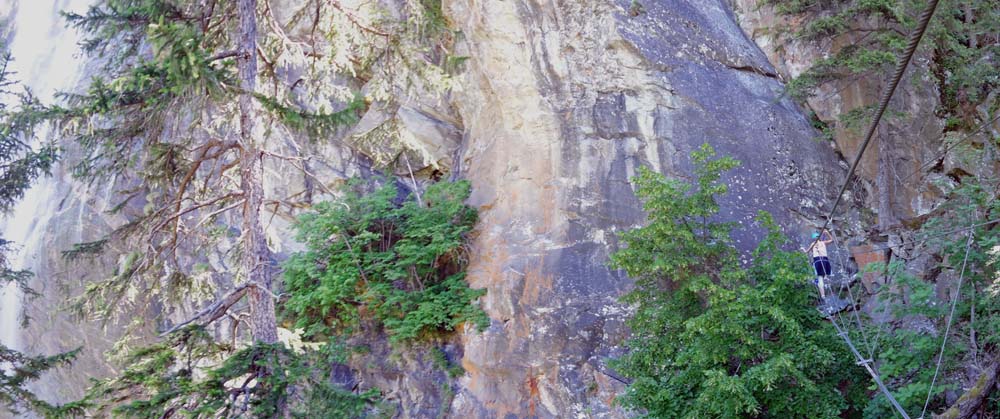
[[81, 177, 487, 417], [609, 144, 864, 418], [51, 0, 458, 330]]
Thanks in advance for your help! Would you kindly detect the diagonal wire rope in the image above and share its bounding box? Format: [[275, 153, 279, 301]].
[[917, 229, 974, 419], [840, 218, 1000, 257], [897, 113, 1000, 185], [810, 0, 941, 249], [828, 308, 911, 419], [802, 2, 941, 416]]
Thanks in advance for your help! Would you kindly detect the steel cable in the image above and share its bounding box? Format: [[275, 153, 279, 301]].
[[812, 0, 941, 242], [917, 229, 975, 419], [803, 1, 941, 417]]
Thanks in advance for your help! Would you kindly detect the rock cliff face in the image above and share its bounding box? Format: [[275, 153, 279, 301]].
[[8, 1, 849, 417], [732, 0, 953, 224], [444, 0, 841, 417]]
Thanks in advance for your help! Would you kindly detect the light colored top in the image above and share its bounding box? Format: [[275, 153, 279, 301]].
[[810, 240, 828, 258]]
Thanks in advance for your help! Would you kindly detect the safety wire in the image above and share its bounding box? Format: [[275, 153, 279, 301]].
[[865, 261, 899, 363], [811, 0, 941, 242], [836, 218, 1000, 258], [827, 307, 912, 419], [804, 0, 941, 412], [843, 218, 999, 362], [828, 224, 872, 355], [820, 226, 915, 416], [917, 227, 975, 419]]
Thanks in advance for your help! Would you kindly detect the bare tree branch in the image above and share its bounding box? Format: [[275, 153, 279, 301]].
[[160, 283, 251, 337]]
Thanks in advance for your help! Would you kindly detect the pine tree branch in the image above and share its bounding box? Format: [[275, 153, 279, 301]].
[[193, 198, 246, 229], [150, 192, 244, 239], [326, 0, 391, 37]]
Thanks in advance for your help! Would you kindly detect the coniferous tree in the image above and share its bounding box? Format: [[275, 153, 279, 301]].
[[609, 145, 866, 418], [0, 34, 83, 418], [57, 0, 454, 336], [24, 0, 461, 415]]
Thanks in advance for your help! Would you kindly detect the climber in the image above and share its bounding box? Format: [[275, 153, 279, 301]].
[[805, 230, 834, 300]]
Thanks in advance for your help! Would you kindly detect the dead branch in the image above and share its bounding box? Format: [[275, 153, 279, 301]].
[[166, 140, 240, 249], [342, 234, 369, 286], [200, 0, 217, 32], [209, 49, 240, 61], [193, 198, 246, 229], [403, 153, 423, 206], [160, 283, 251, 337], [151, 192, 244, 243], [262, 150, 338, 196]]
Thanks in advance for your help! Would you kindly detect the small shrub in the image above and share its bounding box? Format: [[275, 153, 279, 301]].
[[282, 179, 488, 343]]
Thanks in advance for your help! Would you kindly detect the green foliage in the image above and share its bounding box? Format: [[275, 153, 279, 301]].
[[60, 239, 110, 261], [255, 92, 365, 138], [609, 144, 865, 418], [429, 347, 465, 379], [48, 0, 378, 333], [0, 35, 82, 419], [0, 239, 38, 316], [0, 345, 85, 418], [808, 111, 835, 142], [0, 48, 59, 214], [417, 0, 447, 34], [62, 0, 187, 64], [861, 262, 959, 418], [59, 1, 236, 180], [862, 170, 1000, 417], [770, 0, 1000, 121], [283, 179, 488, 342], [86, 327, 381, 418]]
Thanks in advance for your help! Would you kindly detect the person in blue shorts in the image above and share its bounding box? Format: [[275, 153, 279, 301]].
[[805, 230, 834, 299]]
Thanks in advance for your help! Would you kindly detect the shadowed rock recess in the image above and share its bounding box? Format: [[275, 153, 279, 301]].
[[9, 0, 847, 418]]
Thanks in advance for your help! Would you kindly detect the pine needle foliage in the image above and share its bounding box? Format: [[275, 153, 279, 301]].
[[0, 346, 85, 418], [767, 0, 1000, 124], [0, 34, 83, 419], [609, 144, 864, 418], [85, 326, 381, 418], [282, 179, 488, 343], [0, 38, 59, 216]]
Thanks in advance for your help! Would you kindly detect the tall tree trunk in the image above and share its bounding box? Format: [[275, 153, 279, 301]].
[[237, 0, 278, 344], [933, 359, 999, 419]]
